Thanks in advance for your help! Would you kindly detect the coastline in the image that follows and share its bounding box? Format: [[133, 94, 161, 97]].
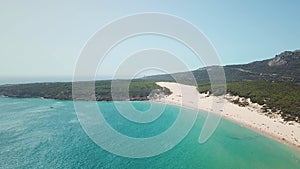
[[153, 82, 300, 151]]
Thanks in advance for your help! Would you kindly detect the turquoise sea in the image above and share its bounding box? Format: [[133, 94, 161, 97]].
[[1, 97, 300, 169]]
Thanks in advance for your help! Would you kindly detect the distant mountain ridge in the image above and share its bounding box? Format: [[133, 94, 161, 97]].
[[144, 50, 300, 83]]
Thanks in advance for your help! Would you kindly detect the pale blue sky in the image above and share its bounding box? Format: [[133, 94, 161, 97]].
[[0, 0, 299, 83]]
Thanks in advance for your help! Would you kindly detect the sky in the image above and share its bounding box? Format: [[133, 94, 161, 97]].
[[0, 0, 300, 83]]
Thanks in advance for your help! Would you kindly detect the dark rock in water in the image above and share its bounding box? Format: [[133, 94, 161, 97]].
[[130, 96, 148, 101]]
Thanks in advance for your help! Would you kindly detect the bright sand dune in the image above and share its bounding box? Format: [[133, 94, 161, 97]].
[[155, 82, 300, 149]]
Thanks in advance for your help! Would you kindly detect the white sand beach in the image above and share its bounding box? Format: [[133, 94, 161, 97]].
[[154, 82, 300, 149]]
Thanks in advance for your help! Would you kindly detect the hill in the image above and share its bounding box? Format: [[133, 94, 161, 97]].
[[0, 50, 299, 122], [144, 50, 300, 83], [144, 50, 300, 121], [0, 80, 171, 101]]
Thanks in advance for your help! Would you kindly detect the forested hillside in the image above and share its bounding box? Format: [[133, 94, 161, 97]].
[[198, 81, 300, 122], [0, 80, 171, 101]]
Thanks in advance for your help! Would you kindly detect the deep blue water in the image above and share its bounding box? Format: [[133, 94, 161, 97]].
[[0, 97, 300, 169]]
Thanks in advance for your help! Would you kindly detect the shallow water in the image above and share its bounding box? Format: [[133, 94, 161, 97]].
[[0, 97, 299, 169]]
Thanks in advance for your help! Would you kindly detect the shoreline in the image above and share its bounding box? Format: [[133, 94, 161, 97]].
[[153, 82, 300, 151], [2, 84, 299, 151]]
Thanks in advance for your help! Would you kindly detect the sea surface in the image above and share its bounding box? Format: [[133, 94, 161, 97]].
[[0, 97, 300, 169]]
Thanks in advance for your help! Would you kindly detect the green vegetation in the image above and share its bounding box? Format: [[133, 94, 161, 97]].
[[143, 50, 300, 122], [0, 80, 171, 101], [0, 82, 72, 100], [146, 50, 300, 83], [128, 80, 171, 98], [198, 81, 300, 122], [1, 50, 299, 121]]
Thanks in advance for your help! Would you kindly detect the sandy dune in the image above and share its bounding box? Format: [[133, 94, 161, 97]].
[[154, 82, 300, 149]]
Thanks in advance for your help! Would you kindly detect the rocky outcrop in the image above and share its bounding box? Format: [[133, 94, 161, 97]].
[[268, 51, 300, 67]]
